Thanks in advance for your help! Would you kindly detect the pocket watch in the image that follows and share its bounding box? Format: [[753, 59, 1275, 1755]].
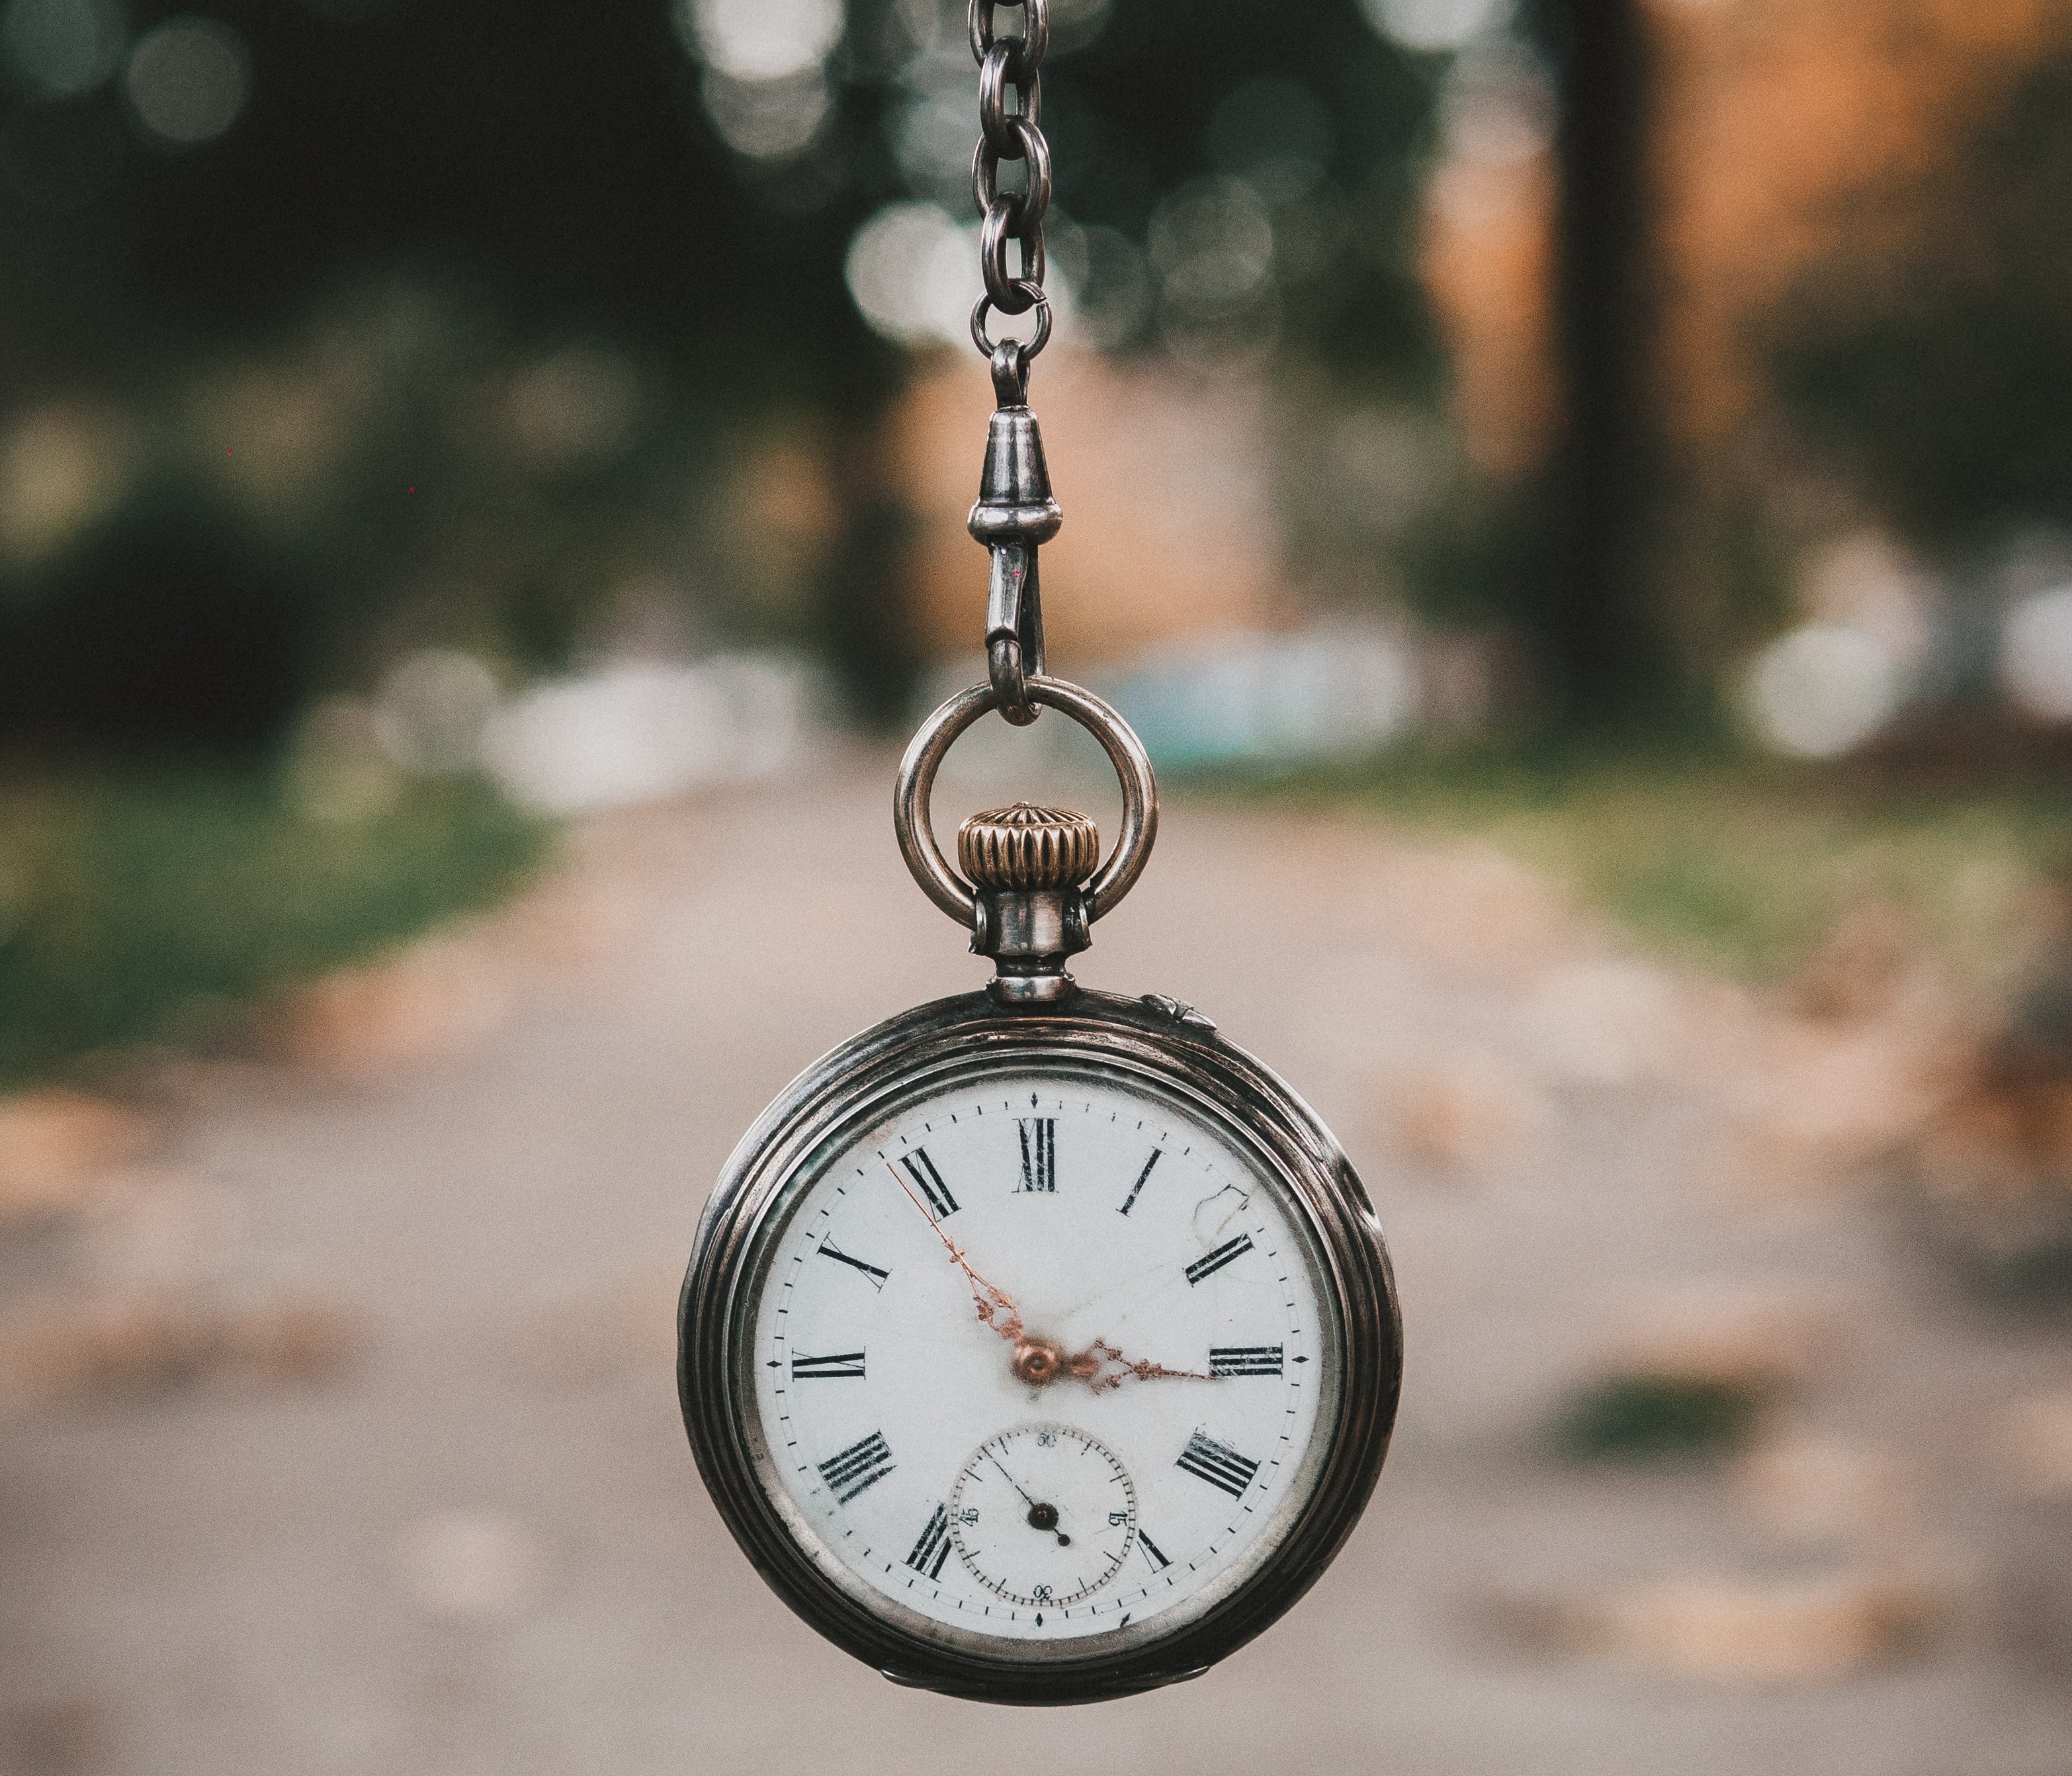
[[676, 0, 1401, 1707]]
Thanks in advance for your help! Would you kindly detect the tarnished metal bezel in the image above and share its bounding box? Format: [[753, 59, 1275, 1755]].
[[677, 988, 1402, 1707]]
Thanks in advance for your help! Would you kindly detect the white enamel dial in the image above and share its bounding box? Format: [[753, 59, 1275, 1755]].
[[746, 1064, 1332, 1643]]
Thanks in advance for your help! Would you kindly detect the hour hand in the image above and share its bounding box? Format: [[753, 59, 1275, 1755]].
[[1064, 1338, 1213, 1393]]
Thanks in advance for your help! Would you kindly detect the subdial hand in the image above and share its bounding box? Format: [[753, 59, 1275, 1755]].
[[986, 1450, 1069, 1545], [887, 1165, 1024, 1346]]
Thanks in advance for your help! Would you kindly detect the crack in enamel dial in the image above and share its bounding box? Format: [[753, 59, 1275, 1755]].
[[746, 1063, 1330, 1646]]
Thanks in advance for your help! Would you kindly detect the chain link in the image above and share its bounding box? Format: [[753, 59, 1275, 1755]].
[[967, 0, 1051, 379]]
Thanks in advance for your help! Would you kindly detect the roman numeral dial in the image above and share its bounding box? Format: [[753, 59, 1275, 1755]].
[[750, 1069, 1332, 1652]]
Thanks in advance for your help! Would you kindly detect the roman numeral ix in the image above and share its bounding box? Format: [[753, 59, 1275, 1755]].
[[900, 1149, 957, 1220], [1176, 1429, 1261, 1499], [818, 1431, 896, 1504], [1118, 1148, 1160, 1216], [1184, 1232, 1255, 1286], [1209, 1345, 1284, 1377], [791, 1351, 866, 1380], [1016, 1118, 1055, 1192], [904, 1503, 951, 1580], [816, 1237, 888, 1290]]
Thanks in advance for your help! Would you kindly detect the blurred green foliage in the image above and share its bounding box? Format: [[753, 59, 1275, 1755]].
[[0, 772, 547, 1088], [1229, 745, 2072, 983], [1772, 46, 2072, 555]]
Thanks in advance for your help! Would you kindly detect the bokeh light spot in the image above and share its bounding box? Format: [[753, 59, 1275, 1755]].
[[1743, 625, 1903, 759], [371, 648, 499, 777], [674, 0, 842, 83], [1148, 177, 1275, 320], [1206, 75, 1332, 199], [701, 66, 829, 161], [1, 0, 124, 97], [844, 201, 981, 349], [1360, 0, 1502, 54], [123, 15, 250, 147], [2001, 584, 2072, 722]]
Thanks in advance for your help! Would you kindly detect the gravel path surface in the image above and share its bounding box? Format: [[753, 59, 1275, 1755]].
[[4, 766, 2069, 1775]]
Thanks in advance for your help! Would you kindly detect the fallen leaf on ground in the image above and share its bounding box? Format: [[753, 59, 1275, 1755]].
[[0, 1092, 154, 1225]]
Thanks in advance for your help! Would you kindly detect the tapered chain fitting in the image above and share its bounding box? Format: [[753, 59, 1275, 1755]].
[[963, 0, 1059, 724]]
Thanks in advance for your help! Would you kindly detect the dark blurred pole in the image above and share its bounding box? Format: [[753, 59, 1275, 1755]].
[[1539, 0, 1677, 730]]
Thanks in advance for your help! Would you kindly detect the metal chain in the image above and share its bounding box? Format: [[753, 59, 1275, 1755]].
[[967, 0, 1051, 396]]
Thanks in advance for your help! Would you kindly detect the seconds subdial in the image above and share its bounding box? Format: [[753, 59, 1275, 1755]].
[[949, 1425, 1137, 1611]]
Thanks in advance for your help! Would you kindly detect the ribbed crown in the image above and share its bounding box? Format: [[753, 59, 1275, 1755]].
[[957, 802, 1100, 891]]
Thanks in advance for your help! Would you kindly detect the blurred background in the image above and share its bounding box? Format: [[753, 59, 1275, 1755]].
[[4, 0, 2072, 1770]]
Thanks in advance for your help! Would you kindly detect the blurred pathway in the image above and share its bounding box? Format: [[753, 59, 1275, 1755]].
[[3, 762, 2071, 1776]]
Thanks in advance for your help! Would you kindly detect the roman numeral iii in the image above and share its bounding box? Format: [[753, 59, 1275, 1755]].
[[904, 1503, 951, 1580], [1209, 1345, 1283, 1376], [900, 1149, 957, 1220], [791, 1351, 866, 1380], [1016, 1118, 1055, 1192], [1184, 1232, 1254, 1285], [1176, 1429, 1260, 1499], [818, 1431, 896, 1504]]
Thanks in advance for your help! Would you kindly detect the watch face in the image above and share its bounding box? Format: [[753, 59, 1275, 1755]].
[[736, 1059, 1338, 1650], [683, 992, 1400, 1703]]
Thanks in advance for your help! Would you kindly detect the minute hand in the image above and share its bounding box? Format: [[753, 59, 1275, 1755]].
[[886, 1164, 1024, 1345]]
